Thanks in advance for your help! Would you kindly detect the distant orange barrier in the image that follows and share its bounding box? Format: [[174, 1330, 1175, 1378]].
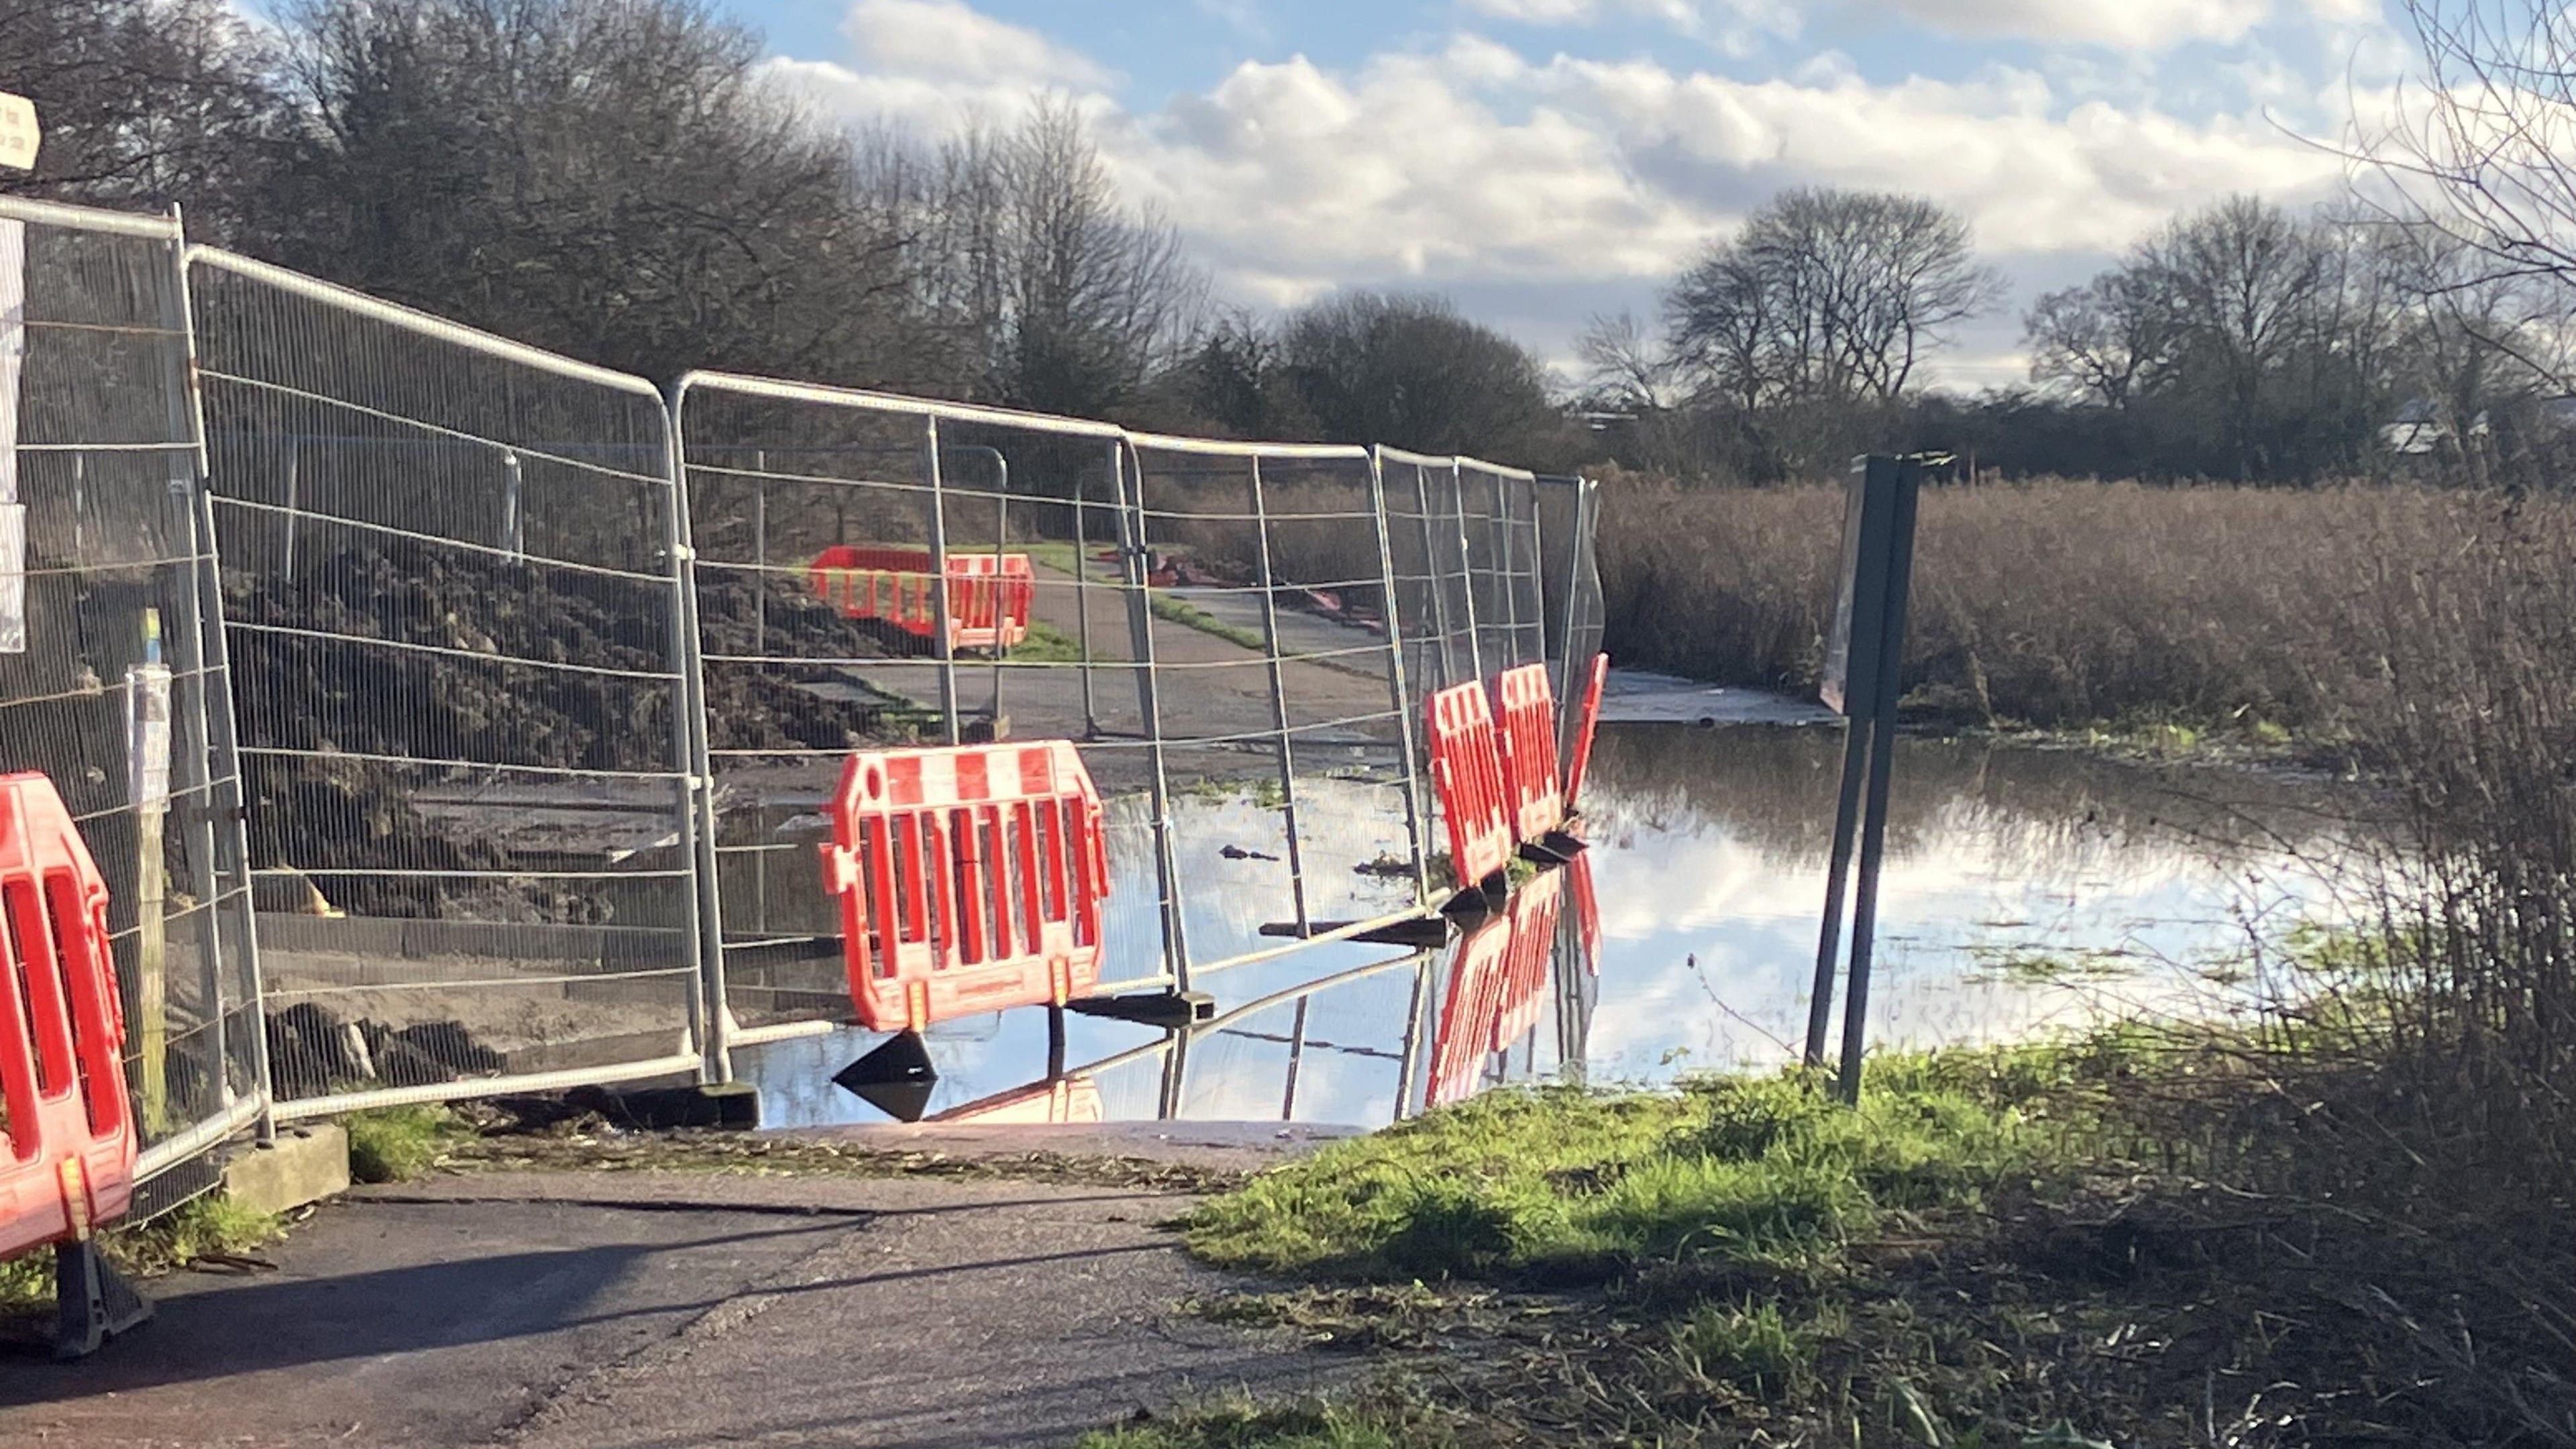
[[1426, 682, 1513, 889], [1562, 652, 1608, 811], [1491, 663, 1564, 843], [808, 545, 1034, 653], [0, 773, 136, 1264], [823, 742, 1109, 1032]]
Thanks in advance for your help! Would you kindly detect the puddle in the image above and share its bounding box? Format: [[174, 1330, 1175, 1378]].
[[739, 688, 2389, 1129]]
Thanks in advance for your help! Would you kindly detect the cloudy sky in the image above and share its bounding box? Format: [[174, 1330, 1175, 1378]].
[[726, 0, 2410, 388]]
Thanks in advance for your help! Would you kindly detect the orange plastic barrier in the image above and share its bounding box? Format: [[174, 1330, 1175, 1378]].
[[946, 553, 1034, 652], [1426, 917, 1511, 1108], [1491, 867, 1565, 1052], [1426, 682, 1513, 888], [808, 545, 1034, 653], [1562, 652, 1609, 811], [1491, 664, 1564, 843], [823, 741, 1110, 1032], [0, 773, 136, 1263]]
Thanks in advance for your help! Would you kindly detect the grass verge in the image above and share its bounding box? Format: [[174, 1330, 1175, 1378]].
[[1107, 1030, 2573, 1448], [0, 1194, 284, 1312], [1150, 592, 1270, 652], [346, 1104, 474, 1183], [1006, 620, 1092, 663]]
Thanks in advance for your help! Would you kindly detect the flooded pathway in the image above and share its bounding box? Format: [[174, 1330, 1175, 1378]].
[[740, 677, 2387, 1129]]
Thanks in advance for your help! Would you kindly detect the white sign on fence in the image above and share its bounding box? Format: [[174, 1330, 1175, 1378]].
[[0, 95, 39, 172], [127, 661, 173, 811]]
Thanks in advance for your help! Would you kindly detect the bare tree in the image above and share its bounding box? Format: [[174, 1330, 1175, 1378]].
[[2024, 273, 2170, 410], [0, 0, 281, 235], [1574, 311, 1672, 413], [874, 99, 1205, 416], [259, 0, 917, 382], [1666, 189, 2002, 411]]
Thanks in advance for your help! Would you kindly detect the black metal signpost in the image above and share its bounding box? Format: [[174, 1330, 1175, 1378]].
[[1802, 455, 1923, 1104]]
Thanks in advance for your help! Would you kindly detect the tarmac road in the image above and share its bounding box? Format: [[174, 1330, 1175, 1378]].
[[0, 1135, 1335, 1448]]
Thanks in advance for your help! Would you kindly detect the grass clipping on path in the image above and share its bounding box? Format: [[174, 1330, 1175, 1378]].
[[1104, 1035, 2573, 1449]]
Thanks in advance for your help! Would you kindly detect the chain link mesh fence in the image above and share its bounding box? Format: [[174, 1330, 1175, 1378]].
[[0, 199, 268, 1216], [186, 249, 704, 1117]]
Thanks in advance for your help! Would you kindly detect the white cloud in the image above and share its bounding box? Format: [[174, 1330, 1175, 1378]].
[[769, 0, 1122, 135], [1460, 0, 1801, 54], [1466, 0, 2295, 50], [843, 0, 1113, 89], [1876, 0, 2268, 50], [784, 3, 2355, 377]]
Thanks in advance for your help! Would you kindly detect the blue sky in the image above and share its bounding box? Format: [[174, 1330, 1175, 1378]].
[[711, 2, 2415, 384]]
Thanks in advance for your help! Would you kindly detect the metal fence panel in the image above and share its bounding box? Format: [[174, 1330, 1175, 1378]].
[[0, 199, 268, 1213], [1538, 474, 1606, 744], [1458, 458, 1547, 676], [1124, 435, 1429, 967], [186, 248, 702, 1116], [667, 376, 1165, 1057]]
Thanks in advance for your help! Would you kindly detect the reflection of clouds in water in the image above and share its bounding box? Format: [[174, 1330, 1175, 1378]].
[[744, 718, 2380, 1130], [1580, 723, 2382, 1082]]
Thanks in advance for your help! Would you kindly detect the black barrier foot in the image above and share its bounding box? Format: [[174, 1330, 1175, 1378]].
[[1065, 991, 1215, 1030], [54, 1240, 152, 1360], [1439, 884, 1497, 924], [1517, 833, 1586, 865], [834, 1031, 937, 1123], [1256, 917, 1452, 949]]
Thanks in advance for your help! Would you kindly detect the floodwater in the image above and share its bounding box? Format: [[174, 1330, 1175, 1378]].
[[739, 678, 2385, 1131]]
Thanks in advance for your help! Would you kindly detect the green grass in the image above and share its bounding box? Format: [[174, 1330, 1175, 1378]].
[[1134, 1040, 2202, 1448], [1149, 592, 1270, 652], [345, 1104, 470, 1184], [0, 1193, 284, 1311], [1181, 1052, 2081, 1287], [1005, 621, 1091, 663]]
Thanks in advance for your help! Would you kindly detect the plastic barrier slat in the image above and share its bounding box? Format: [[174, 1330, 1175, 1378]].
[[824, 742, 1110, 1031], [0, 773, 136, 1263], [1426, 918, 1513, 1109], [1425, 682, 1513, 888], [1492, 868, 1564, 1051], [1491, 663, 1565, 843], [1562, 652, 1609, 811]]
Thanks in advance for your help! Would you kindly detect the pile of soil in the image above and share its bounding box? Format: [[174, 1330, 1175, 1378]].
[[225, 539, 902, 916]]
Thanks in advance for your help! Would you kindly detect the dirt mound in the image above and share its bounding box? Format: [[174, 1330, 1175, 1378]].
[[226, 539, 900, 916]]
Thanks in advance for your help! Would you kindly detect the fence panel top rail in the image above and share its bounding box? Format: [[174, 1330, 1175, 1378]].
[[674, 370, 1128, 441], [1128, 432, 1371, 462], [0, 195, 183, 241], [189, 248, 669, 404]]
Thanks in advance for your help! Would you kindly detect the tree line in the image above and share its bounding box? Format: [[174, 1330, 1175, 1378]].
[[8, 0, 1578, 464], [1580, 184, 2574, 487], [13, 0, 2573, 483]]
